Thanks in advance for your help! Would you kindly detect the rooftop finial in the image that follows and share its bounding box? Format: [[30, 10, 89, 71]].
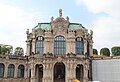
[[59, 9, 62, 17]]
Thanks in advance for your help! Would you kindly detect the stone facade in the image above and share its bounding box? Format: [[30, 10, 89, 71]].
[[0, 9, 93, 82]]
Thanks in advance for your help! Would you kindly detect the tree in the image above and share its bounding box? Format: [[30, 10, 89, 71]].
[[111, 46, 120, 56], [0, 44, 13, 55], [100, 48, 110, 56], [93, 49, 98, 55], [14, 47, 24, 56]]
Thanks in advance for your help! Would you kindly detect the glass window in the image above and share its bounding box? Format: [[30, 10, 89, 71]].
[[36, 36, 44, 54], [76, 37, 84, 54], [0, 63, 4, 78], [54, 36, 66, 55], [17, 65, 24, 78], [7, 64, 15, 78]]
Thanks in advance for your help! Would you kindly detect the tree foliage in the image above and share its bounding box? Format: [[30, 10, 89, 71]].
[[93, 49, 98, 55], [111, 46, 120, 56], [14, 47, 24, 55], [0, 44, 13, 55], [100, 48, 110, 56]]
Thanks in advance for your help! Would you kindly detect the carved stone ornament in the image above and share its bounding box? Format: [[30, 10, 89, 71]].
[[57, 57, 63, 62], [51, 9, 69, 30], [51, 17, 69, 29]]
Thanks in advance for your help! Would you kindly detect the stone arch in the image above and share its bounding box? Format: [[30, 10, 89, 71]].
[[76, 64, 84, 82], [35, 36, 44, 54], [54, 36, 66, 55], [54, 34, 66, 40], [75, 37, 84, 54], [7, 64, 15, 78], [54, 62, 65, 82], [0, 63, 5, 78], [35, 64, 43, 82], [17, 64, 25, 78]]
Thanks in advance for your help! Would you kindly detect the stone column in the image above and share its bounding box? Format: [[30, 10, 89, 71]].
[[26, 40, 30, 56], [43, 63, 47, 82], [44, 31, 52, 54], [32, 38, 36, 54], [67, 62, 75, 82], [31, 64, 35, 82], [4, 63, 8, 78], [83, 64, 88, 82], [84, 40, 87, 54], [42, 63, 52, 82], [24, 66, 28, 80], [14, 65, 18, 78], [89, 40, 93, 56]]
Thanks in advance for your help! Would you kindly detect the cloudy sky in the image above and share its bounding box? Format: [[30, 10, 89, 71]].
[[0, 0, 120, 54]]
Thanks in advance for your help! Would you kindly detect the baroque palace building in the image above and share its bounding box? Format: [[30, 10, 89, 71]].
[[0, 9, 93, 82]]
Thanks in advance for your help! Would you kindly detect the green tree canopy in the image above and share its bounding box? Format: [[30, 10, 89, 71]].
[[0, 44, 13, 55], [100, 48, 110, 56], [14, 47, 24, 55], [93, 49, 98, 55], [111, 46, 120, 56]]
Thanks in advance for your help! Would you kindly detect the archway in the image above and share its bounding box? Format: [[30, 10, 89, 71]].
[[35, 64, 43, 82], [76, 64, 84, 82], [54, 62, 65, 82]]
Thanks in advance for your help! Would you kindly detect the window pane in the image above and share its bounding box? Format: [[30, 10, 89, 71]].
[[36, 36, 44, 54], [17, 65, 24, 78], [54, 36, 66, 55], [76, 37, 84, 54], [7, 64, 15, 78], [0, 64, 4, 77]]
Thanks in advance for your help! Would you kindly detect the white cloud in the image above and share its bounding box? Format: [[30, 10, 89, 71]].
[[75, 0, 120, 54], [0, 4, 42, 54]]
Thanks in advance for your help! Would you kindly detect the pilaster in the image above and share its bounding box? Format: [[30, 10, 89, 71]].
[[4, 63, 8, 78], [31, 63, 35, 82], [14, 65, 18, 78], [26, 40, 30, 56], [32, 38, 36, 54]]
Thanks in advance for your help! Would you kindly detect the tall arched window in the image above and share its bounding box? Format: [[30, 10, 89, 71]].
[[36, 36, 44, 54], [0, 63, 4, 78], [76, 37, 84, 54], [7, 64, 15, 78], [54, 36, 66, 55], [17, 65, 25, 78]]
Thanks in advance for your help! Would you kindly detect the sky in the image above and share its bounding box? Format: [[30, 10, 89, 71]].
[[0, 0, 120, 54]]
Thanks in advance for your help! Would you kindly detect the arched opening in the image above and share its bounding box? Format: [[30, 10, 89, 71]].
[[35, 36, 44, 54], [17, 65, 25, 78], [35, 64, 43, 82], [54, 36, 66, 55], [0, 63, 4, 78], [76, 64, 84, 82], [76, 37, 84, 55], [7, 64, 15, 78], [54, 62, 65, 82]]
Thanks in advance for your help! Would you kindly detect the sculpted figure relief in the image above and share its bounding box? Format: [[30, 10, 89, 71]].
[[59, 9, 62, 17]]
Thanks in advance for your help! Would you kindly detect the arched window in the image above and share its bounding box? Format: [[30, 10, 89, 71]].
[[36, 36, 44, 54], [7, 64, 15, 78], [0, 63, 4, 78], [54, 36, 66, 55], [17, 65, 25, 78], [76, 64, 84, 81], [76, 37, 84, 54]]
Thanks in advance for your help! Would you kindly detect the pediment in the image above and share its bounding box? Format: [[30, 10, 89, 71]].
[[51, 17, 69, 29]]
